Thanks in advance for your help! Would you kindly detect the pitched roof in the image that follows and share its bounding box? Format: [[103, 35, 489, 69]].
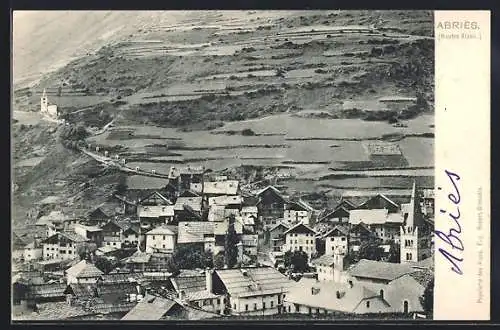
[[28, 283, 67, 299], [349, 209, 389, 225], [194, 181, 239, 195], [138, 205, 175, 218], [174, 197, 203, 212], [171, 271, 206, 293], [65, 260, 104, 279], [358, 193, 400, 208], [145, 225, 178, 236], [208, 195, 243, 206], [214, 220, 243, 235], [138, 191, 172, 205], [42, 232, 89, 244], [121, 294, 180, 320], [122, 251, 152, 264], [283, 223, 316, 235], [256, 185, 283, 197], [269, 222, 289, 232], [311, 254, 336, 266], [177, 222, 215, 244], [323, 224, 349, 237], [87, 207, 110, 220], [215, 267, 295, 298], [348, 259, 417, 282], [320, 206, 351, 222], [169, 165, 205, 179], [285, 278, 382, 313]]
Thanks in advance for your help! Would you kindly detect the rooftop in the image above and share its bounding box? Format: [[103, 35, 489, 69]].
[[138, 205, 175, 218], [121, 294, 179, 320], [285, 278, 381, 313], [348, 259, 417, 282], [215, 267, 295, 298], [349, 209, 389, 225], [65, 260, 104, 279], [310, 254, 336, 267], [283, 223, 316, 235], [177, 222, 215, 244], [145, 225, 178, 236], [192, 181, 239, 195], [174, 197, 203, 212]]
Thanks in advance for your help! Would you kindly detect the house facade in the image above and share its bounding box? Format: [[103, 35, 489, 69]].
[[324, 225, 349, 255], [41, 232, 89, 260], [283, 201, 312, 226], [283, 223, 317, 259], [269, 223, 289, 253], [256, 186, 286, 226], [144, 226, 177, 253]]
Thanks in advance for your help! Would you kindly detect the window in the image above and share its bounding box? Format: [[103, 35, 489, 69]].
[[366, 301, 370, 308], [233, 303, 236, 310], [316, 308, 320, 314], [330, 237, 334, 241], [380, 290, 384, 299], [403, 300, 409, 313], [278, 295, 281, 304], [271, 301, 274, 308], [341, 237, 346, 241], [263, 302, 266, 310], [152, 236, 155, 240], [163, 235, 166, 240], [245, 304, 249, 311], [308, 307, 312, 315], [254, 303, 257, 310], [289, 306, 292, 313]]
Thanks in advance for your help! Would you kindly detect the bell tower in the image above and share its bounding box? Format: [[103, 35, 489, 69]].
[[400, 181, 428, 263]]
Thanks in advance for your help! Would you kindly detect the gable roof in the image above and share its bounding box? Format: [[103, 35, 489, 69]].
[[87, 207, 110, 220], [357, 194, 399, 209], [178, 190, 200, 197], [193, 181, 239, 195], [145, 225, 178, 236], [320, 206, 351, 222], [323, 224, 349, 237], [177, 222, 215, 244], [215, 267, 295, 298], [138, 191, 173, 205], [171, 271, 206, 293], [285, 278, 383, 313], [311, 254, 336, 267], [269, 222, 289, 232], [174, 197, 203, 212], [122, 251, 152, 264], [65, 260, 104, 279], [283, 223, 316, 235], [348, 259, 417, 282], [121, 294, 180, 320], [285, 200, 311, 212], [169, 165, 205, 179], [42, 232, 89, 244], [208, 195, 243, 207], [349, 209, 389, 225], [138, 205, 175, 218], [256, 185, 283, 197]]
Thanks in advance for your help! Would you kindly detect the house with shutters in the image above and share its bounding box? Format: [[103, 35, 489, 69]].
[[84, 207, 111, 227], [144, 225, 178, 254], [209, 267, 296, 315], [256, 186, 286, 225], [283, 223, 317, 259], [323, 224, 350, 255], [269, 223, 289, 253], [41, 232, 89, 261], [283, 200, 314, 226], [65, 260, 104, 284], [100, 220, 128, 249], [137, 191, 175, 229]]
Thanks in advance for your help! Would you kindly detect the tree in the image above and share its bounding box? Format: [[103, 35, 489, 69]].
[[94, 255, 115, 274], [283, 250, 309, 273], [387, 241, 400, 263], [421, 278, 434, 315], [213, 252, 225, 269], [172, 243, 213, 270], [357, 240, 384, 261], [224, 215, 239, 268], [77, 243, 97, 260]]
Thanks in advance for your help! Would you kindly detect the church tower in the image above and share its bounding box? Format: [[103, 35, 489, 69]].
[[333, 248, 344, 283], [40, 89, 48, 113], [400, 181, 429, 263]]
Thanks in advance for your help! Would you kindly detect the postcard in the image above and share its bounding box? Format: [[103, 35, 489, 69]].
[[11, 10, 490, 322]]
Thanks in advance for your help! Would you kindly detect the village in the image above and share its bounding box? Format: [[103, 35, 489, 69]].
[[12, 155, 435, 320], [12, 11, 436, 321]]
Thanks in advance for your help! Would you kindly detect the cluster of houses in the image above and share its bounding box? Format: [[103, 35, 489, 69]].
[[12, 165, 435, 320]]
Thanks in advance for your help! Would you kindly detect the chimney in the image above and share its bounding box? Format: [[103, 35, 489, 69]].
[[206, 268, 213, 293]]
